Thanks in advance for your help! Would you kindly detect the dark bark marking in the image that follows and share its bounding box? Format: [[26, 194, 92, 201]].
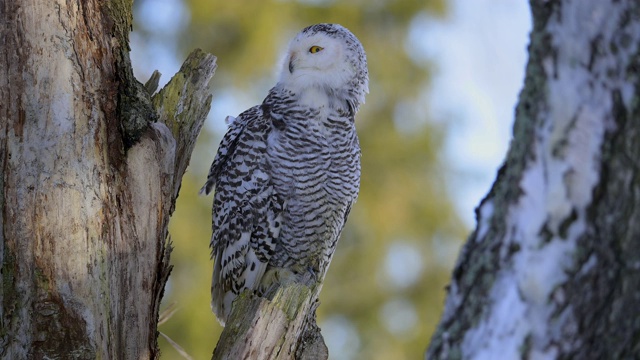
[[32, 293, 95, 359]]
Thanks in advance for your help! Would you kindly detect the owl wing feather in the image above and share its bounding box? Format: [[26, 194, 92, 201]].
[[199, 115, 241, 198], [201, 106, 282, 324]]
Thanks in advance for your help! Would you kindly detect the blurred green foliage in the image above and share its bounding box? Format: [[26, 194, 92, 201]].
[[133, 0, 467, 359]]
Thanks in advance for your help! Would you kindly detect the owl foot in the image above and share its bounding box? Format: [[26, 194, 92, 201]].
[[258, 265, 320, 299]]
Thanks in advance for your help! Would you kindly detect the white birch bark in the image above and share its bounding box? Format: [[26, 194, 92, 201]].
[[428, 0, 640, 358]]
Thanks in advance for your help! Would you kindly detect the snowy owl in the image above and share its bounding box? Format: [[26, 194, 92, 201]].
[[200, 23, 369, 325]]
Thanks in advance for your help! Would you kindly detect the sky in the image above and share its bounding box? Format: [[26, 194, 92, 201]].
[[417, 0, 531, 226]]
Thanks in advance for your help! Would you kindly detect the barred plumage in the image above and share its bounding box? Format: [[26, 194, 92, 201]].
[[200, 23, 368, 325]]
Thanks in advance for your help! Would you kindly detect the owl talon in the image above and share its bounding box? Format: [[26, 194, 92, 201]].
[[300, 266, 318, 286]]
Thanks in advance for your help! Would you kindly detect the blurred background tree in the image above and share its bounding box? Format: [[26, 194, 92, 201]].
[[130, 0, 529, 359]]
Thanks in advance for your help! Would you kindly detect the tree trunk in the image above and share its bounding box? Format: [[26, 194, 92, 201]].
[[212, 283, 328, 360], [0, 1, 216, 358], [427, 0, 640, 358]]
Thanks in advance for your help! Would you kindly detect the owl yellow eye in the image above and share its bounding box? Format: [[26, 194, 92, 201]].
[[309, 46, 324, 54]]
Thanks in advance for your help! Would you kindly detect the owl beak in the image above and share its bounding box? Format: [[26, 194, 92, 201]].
[[288, 53, 297, 74]]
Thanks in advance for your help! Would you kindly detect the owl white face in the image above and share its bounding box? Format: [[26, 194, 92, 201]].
[[279, 31, 352, 93], [277, 24, 368, 113]]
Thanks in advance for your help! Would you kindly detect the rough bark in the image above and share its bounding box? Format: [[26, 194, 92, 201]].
[[0, 0, 216, 358], [212, 281, 328, 360], [427, 0, 640, 358]]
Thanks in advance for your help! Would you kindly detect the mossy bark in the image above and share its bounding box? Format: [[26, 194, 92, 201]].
[[212, 283, 328, 360]]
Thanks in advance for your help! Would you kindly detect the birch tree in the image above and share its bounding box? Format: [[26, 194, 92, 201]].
[[428, 0, 640, 358], [0, 1, 215, 358]]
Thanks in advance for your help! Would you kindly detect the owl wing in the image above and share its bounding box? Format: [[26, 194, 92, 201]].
[[201, 106, 283, 324], [199, 114, 243, 197]]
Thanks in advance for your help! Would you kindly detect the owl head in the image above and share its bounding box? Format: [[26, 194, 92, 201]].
[[278, 23, 369, 115]]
